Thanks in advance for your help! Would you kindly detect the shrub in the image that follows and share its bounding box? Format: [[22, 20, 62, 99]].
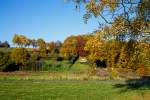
[[2, 60, 19, 72], [48, 63, 62, 71], [111, 69, 118, 79], [10, 48, 30, 65], [10, 48, 30, 71], [0, 51, 19, 72], [136, 64, 150, 76], [56, 56, 63, 61], [0, 51, 9, 71], [30, 52, 41, 61]]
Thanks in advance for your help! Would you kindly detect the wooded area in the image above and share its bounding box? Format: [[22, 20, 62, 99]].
[[0, 0, 150, 77]]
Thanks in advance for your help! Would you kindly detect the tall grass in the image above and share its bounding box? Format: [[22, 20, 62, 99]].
[[0, 71, 115, 81]]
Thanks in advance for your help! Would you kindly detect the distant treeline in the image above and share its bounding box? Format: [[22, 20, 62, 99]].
[[0, 41, 10, 48]]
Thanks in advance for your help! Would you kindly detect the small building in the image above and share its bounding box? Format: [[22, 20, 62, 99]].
[[79, 57, 88, 64]]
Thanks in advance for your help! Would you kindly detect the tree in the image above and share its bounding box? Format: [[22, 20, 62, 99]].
[[19, 35, 29, 47], [69, 0, 150, 42], [84, 34, 104, 63], [71, 0, 149, 24], [0, 41, 10, 48], [117, 45, 128, 68], [24, 38, 31, 48], [12, 34, 21, 47], [10, 48, 30, 66], [138, 42, 150, 69], [37, 38, 47, 58], [55, 40, 62, 53], [0, 51, 9, 71], [60, 35, 78, 59], [61, 34, 91, 59], [68, 0, 150, 71], [12, 34, 30, 47], [47, 41, 56, 54], [76, 35, 87, 57], [31, 39, 38, 48]]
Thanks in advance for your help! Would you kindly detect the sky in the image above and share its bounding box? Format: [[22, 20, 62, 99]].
[[0, 0, 99, 45]]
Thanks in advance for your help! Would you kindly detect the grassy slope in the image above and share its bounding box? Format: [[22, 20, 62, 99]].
[[0, 80, 150, 100], [70, 60, 90, 71], [44, 59, 90, 72]]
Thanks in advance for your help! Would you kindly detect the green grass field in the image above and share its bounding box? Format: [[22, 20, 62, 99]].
[[0, 72, 150, 100], [43, 59, 90, 72]]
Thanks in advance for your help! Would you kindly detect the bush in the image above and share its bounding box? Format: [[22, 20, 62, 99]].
[[10, 48, 30, 65], [45, 63, 62, 71], [0, 51, 9, 71], [0, 51, 19, 72], [136, 64, 150, 76], [56, 56, 63, 61], [111, 69, 118, 79], [30, 52, 41, 61], [10, 48, 31, 71], [2, 60, 19, 72]]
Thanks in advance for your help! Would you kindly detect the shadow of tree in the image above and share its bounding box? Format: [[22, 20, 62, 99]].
[[114, 76, 150, 92]]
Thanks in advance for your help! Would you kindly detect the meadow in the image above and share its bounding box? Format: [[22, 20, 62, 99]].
[[0, 0, 150, 100], [0, 71, 150, 100]]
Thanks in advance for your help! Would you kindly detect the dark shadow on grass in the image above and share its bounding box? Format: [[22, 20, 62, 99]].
[[113, 76, 150, 92]]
